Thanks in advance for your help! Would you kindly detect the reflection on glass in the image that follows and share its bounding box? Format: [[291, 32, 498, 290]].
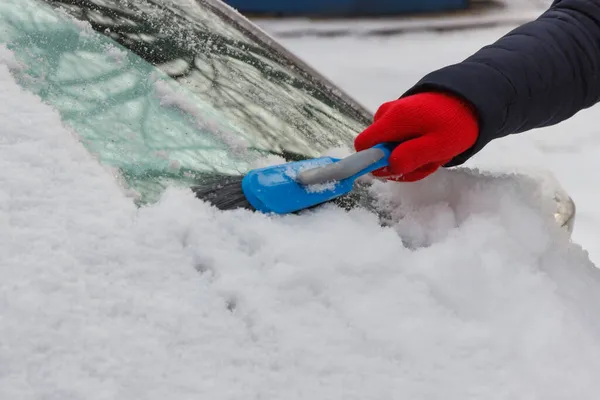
[[0, 0, 368, 204]]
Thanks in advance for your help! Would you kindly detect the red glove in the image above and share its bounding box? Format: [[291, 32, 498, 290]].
[[354, 92, 479, 182]]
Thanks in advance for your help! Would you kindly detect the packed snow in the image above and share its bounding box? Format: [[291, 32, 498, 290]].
[[4, 9, 600, 399]]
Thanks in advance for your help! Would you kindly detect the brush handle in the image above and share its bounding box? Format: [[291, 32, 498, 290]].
[[296, 143, 397, 186]]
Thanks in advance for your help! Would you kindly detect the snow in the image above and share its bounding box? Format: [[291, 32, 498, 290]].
[[0, 45, 23, 71], [4, 6, 600, 398], [103, 43, 128, 65], [304, 180, 338, 193], [276, 23, 600, 265], [151, 74, 250, 154]]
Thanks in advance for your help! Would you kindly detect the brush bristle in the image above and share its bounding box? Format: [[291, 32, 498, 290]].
[[191, 171, 370, 214], [191, 175, 255, 211]]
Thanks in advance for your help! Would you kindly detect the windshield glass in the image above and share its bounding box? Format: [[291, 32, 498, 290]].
[[0, 0, 368, 204]]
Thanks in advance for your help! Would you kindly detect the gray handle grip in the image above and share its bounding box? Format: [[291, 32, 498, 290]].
[[296, 147, 386, 186]]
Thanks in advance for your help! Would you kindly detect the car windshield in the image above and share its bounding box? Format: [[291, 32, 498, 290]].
[[0, 0, 368, 204]]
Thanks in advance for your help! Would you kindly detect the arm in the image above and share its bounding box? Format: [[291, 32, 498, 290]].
[[403, 0, 600, 166]]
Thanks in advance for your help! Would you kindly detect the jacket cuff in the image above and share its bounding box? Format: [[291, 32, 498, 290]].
[[401, 61, 516, 166]]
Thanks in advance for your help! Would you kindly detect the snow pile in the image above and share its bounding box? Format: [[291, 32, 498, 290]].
[[3, 47, 600, 399], [277, 27, 600, 264]]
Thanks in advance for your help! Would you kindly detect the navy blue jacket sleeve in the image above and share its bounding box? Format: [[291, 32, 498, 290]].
[[403, 0, 600, 166]]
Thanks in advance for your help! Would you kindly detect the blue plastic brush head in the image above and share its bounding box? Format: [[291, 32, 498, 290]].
[[241, 143, 395, 214]]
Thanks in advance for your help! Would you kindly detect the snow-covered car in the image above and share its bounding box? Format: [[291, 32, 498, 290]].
[[0, 0, 575, 233], [6, 1, 600, 397]]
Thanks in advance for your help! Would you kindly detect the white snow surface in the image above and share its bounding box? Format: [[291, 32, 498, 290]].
[[276, 23, 600, 265], [4, 36, 600, 398]]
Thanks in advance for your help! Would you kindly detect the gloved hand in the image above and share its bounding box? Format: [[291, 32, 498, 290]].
[[354, 92, 479, 182]]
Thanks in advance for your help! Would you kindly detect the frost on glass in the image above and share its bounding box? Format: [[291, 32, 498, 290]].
[[0, 0, 367, 204]]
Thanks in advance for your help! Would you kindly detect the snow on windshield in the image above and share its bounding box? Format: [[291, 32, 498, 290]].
[[3, 46, 600, 398]]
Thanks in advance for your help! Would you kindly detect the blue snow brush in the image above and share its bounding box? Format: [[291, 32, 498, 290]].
[[193, 143, 397, 215]]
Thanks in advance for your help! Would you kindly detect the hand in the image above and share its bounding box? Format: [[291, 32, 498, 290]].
[[354, 92, 479, 182]]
